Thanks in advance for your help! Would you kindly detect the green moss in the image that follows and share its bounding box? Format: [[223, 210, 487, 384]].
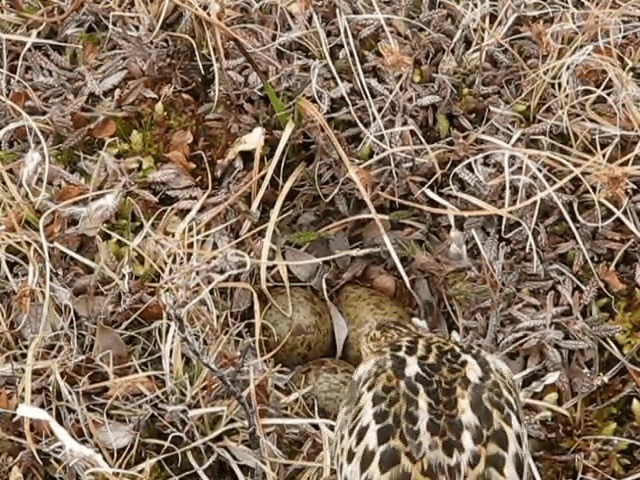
[[359, 142, 373, 161], [549, 222, 570, 234], [79, 31, 102, 46], [445, 272, 491, 307], [115, 117, 133, 139], [107, 238, 127, 261], [436, 113, 450, 139], [54, 149, 78, 167], [141, 155, 156, 176], [611, 289, 640, 354], [0, 151, 19, 163], [285, 230, 328, 245]]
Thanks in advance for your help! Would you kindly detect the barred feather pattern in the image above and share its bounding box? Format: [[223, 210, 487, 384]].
[[335, 321, 529, 480]]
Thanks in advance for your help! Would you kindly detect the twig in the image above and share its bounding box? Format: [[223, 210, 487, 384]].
[[167, 306, 265, 480]]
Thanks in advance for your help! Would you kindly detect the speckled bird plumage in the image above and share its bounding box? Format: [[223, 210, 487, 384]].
[[334, 320, 528, 480]]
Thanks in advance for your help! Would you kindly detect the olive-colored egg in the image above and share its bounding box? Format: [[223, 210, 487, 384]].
[[292, 358, 355, 419], [262, 287, 335, 368], [336, 284, 413, 365]]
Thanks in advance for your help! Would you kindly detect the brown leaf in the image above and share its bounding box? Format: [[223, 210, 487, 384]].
[[106, 376, 159, 398], [8, 90, 28, 115], [94, 323, 130, 366], [119, 77, 147, 105], [12, 126, 27, 141], [0, 388, 17, 410], [75, 294, 108, 318], [169, 129, 194, 165], [378, 42, 413, 73], [2, 210, 25, 232], [598, 265, 626, 293], [170, 129, 194, 154], [55, 184, 88, 202], [355, 167, 374, 195], [359, 219, 390, 246], [82, 42, 100, 65], [283, 0, 312, 14], [137, 301, 164, 322], [71, 112, 89, 130], [31, 419, 51, 436], [365, 265, 397, 298], [91, 118, 117, 139], [164, 150, 195, 171], [628, 365, 640, 387], [44, 213, 67, 239]]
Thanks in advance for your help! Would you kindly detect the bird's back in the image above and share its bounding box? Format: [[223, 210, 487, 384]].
[[334, 332, 528, 480]]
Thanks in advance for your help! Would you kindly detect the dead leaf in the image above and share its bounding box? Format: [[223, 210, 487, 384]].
[[413, 277, 434, 305], [9, 90, 27, 107], [147, 162, 196, 188], [44, 213, 67, 239], [632, 397, 640, 422], [106, 376, 159, 398], [164, 150, 195, 171], [328, 232, 351, 268], [12, 126, 27, 141], [92, 418, 137, 450], [169, 129, 194, 156], [8, 90, 28, 115], [284, 247, 319, 282], [219, 440, 261, 468], [0, 388, 17, 410], [218, 126, 265, 176], [628, 365, 640, 388], [119, 77, 147, 105], [232, 288, 253, 312], [58, 189, 122, 237], [136, 301, 164, 322], [17, 301, 58, 341], [355, 167, 374, 195], [2, 209, 25, 232], [447, 228, 467, 261], [328, 300, 349, 358], [71, 112, 89, 130], [32, 419, 51, 436], [378, 42, 413, 73], [282, 0, 312, 14], [94, 323, 130, 366], [225, 127, 264, 161], [359, 219, 390, 246], [598, 265, 626, 292], [9, 466, 22, 480], [55, 184, 88, 202], [75, 295, 108, 318], [91, 118, 117, 139], [365, 265, 397, 298], [82, 42, 100, 65], [438, 52, 458, 75]]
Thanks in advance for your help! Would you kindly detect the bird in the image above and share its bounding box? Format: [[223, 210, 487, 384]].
[[334, 319, 529, 480]]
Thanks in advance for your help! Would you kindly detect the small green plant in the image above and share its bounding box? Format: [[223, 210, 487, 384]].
[[612, 289, 640, 354]]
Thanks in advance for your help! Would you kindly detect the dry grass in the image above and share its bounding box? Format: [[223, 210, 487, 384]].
[[1, 0, 640, 478]]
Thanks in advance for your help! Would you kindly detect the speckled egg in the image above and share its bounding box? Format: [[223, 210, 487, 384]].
[[336, 284, 412, 365], [262, 287, 335, 368], [292, 358, 355, 419]]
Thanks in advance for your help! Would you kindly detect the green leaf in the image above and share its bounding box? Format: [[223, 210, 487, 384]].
[[262, 79, 289, 128]]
